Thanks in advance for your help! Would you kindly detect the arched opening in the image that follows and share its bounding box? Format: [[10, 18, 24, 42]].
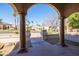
[[65, 12, 79, 46], [0, 3, 20, 55], [25, 3, 61, 46], [1, 3, 79, 56]]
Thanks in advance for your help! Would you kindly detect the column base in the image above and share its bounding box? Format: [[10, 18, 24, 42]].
[[58, 43, 68, 47], [61, 44, 68, 47], [18, 48, 27, 53], [26, 40, 32, 48]]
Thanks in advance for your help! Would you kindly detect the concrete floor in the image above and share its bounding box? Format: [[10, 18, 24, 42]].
[[7, 37, 79, 56], [1, 33, 79, 56]]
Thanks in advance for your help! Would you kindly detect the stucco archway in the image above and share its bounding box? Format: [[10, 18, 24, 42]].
[[8, 3, 66, 53], [25, 3, 61, 45], [7, 3, 79, 53]]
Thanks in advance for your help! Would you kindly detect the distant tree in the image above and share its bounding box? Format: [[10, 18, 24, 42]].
[[68, 12, 79, 29], [13, 12, 17, 30], [0, 19, 2, 23], [36, 24, 41, 27], [31, 21, 34, 23], [26, 20, 34, 31]]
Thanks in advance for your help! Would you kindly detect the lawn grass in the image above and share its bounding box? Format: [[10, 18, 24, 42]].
[[0, 43, 16, 56], [65, 39, 79, 46], [0, 30, 20, 34], [0, 54, 3, 56], [45, 36, 79, 46], [0, 51, 3, 56]]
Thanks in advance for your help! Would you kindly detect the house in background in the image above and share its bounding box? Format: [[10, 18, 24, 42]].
[[0, 22, 15, 30]]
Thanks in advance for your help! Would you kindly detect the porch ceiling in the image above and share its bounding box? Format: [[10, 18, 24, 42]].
[[10, 3, 79, 17]]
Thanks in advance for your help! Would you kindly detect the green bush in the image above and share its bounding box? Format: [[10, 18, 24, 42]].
[[14, 30, 20, 34]]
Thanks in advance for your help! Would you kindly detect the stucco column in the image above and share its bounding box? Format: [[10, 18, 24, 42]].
[[18, 12, 27, 53], [59, 16, 67, 47]]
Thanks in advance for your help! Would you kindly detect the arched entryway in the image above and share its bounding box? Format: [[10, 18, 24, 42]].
[[9, 3, 66, 53], [25, 3, 61, 46], [0, 3, 79, 56], [0, 3, 20, 55], [64, 12, 79, 46], [3, 3, 78, 54]]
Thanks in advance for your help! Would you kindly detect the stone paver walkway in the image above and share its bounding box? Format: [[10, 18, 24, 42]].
[[8, 37, 79, 56]]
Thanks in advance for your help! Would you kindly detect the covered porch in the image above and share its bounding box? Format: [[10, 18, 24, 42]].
[[4, 3, 79, 55]]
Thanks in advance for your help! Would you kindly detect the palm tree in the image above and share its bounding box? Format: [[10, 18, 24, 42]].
[[26, 20, 34, 31], [0, 19, 2, 23], [13, 12, 17, 30]]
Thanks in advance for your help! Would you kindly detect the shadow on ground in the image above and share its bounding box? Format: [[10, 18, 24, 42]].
[[1, 34, 79, 56], [6, 37, 43, 56], [45, 34, 79, 46], [7, 36, 79, 56]]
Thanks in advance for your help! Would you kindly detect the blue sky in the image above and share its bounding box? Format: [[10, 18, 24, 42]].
[[0, 3, 14, 24], [0, 3, 59, 25]]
